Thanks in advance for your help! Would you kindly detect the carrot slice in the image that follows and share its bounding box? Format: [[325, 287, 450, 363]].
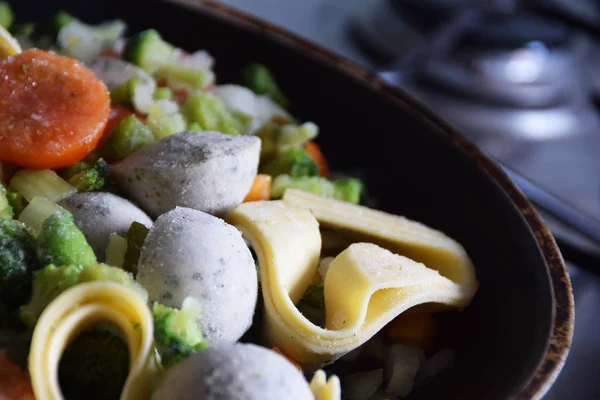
[[304, 141, 328, 177], [0, 49, 110, 169], [243, 174, 272, 202], [384, 312, 438, 349], [272, 346, 302, 371], [0, 352, 35, 400]]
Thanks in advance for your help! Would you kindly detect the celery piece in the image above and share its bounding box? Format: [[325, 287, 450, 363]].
[[123, 29, 176, 74], [18, 197, 64, 233], [110, 77, 141, 109], [271, 175, 336, 199], [0, 184, 12, 219], [153, 87, 173, 101], [147, 102, 187, 139], [123, 221, 149, 275], [0, 2, 14, 30], [278, 122, 318, 149], [154, 63, 214, 90], [10, 169, 76, 203], [105, 233, 128, 268], [102, 115, 154, 161], [182, 92, 251, 135]]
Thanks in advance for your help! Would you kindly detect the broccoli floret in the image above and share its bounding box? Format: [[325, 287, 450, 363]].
[[0, 219, 40, 308], [59, 326, 129, 400], [48, 10, 77, 39], [0, 2, 14, 30], [260, 148, 319, 178], [0, 183, 12, 219], [152, 297, 207, 369], [101, 115, 155, 161], [182, 92, 252, 135], [123, 29, 176, 74], [20, 263, 147, 327], [64, 158, 111, 193], [36, 210, 97, 267], [19, 264, 83, 327], [6, 189, 25, 216], [241, 63, 289, 108], [123, 221, 149, 275], [271, 175, 364, 204]]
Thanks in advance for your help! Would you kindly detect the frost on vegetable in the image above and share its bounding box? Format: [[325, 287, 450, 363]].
[[147, 101, 187, 139], [123, 29, 176, 74], [154, 62, 214, 90], [137, 207, 257, 345], [260, 147, 319, 178], [100, 115, 154, 161], [57, 19, 127, 60], [271, 175, 363, 204], [110, 131, 261, 217]]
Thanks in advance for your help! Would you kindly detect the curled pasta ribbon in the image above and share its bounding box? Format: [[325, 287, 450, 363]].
[[29, 282, 157, 400], [310, 370, 341, 400], [226, 195, 477, 371]]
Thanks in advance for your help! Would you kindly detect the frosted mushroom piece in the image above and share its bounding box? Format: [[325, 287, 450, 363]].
[[59, 192, 153, 261], [110, 131, 261, 218], [136, 206, 258, 345], [151, 344, 314, 400]]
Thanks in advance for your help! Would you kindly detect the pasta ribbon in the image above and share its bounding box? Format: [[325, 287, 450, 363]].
[[29, 282, 157, 400], [226, 196, 477, 371]]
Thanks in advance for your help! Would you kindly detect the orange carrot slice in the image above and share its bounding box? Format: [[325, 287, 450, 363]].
[[0, 49, 110, 169], [243, 174, 272, 202], [0, 352, 35, 400], [384, 312, 438, 349], [304, 141, 328, 177]]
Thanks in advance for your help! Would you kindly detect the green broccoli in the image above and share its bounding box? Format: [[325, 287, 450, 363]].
[[123, 221, 149, 275], [0, 2, 14, 30], [255, 118, 316, 162], [0, 219, 40, 308], [0, 183, 12, 219], [6, 189, 25, 216], [64, 158, 111, 193], [271, 175, 364, 204], [59, 326, 129, 400], [241, 63, 289, 108], [20, 263, 148, 327], [36, 210, 97, 267], [299, 280, 324, 309], [123, 29, 176, 74], [110, 77, 141, 109], [101, 115, 155, 161], [152, 297, 207, 369], [154, 63, 215, 90], [48, 10, 77, 39], [260, 148, 319, 178], [182, 92, 253, 136]]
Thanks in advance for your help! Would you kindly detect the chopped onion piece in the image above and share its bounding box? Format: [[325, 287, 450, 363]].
[[384, 343, 423, 398]]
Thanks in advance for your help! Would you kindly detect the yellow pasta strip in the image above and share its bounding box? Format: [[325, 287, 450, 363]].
[[226, 199, 477, 372], [310, 370, 341, 400], [29, 282, 157, 400]]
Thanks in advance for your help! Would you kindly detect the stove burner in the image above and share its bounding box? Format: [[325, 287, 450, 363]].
[[351, 0, 600, 143]]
